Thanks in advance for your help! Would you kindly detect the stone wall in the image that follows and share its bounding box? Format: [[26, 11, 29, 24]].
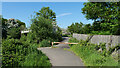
[[73, 33, 120, 48]]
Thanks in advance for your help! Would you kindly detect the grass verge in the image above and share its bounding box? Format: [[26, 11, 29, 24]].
[[68, 38, 118, 67]]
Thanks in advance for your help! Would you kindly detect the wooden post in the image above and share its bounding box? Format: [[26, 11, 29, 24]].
[[52, 42, 54, 47]]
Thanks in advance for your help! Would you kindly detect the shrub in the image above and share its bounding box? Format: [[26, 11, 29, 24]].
[[22, 52, 51, 67], [2, 39, 29, 66], [2, 38, 51, 67], [68, 38, 79, 46], [39, 40, 51, 47], [62, 34, 68, 37], [91, 31, 111, 35], [7, 27, 21, 39]]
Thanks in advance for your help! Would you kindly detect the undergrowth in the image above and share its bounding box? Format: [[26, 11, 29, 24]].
[[68, 38, 118, 67]]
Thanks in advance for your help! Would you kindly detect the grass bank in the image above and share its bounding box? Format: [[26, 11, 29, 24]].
[[68, 38, 118, 67]]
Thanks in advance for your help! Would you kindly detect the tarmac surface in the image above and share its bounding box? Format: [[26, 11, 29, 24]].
[[37, 37, 85, 67]]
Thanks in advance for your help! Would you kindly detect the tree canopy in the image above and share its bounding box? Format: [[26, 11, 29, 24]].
[[36, 7, 56, 21], [2, 18, 26, 39], [29, 7, 62, 44], [79, 2, 120, 35], [82, 2, 120, 24]]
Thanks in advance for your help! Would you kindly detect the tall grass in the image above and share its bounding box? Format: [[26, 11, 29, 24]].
[[68, 38, 118, 67], [2, 39, 51, 67]]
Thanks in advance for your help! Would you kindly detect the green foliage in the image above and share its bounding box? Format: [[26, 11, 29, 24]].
[[29, 7, 62, 44], [2, 7, 62, 67], [68, 38, 118, 66], [7, 27, 21, 39], [68, 38, 79, 46], [68, 22, 85, 34], [30, 16, 62, 44], [39, 39, 51, 47], [2, 39, 28, 66], [22, 52, 51, 67], [108, 44, 120, 55], [81, 2, 120, 35], [67, 2, 120, 35], [2, 18, 26, 39], [2, 38, 51, 67], [82, 2, 120, 23], [62, 34, 68, 37], [16, 19, 26, 27], [91, 31, 111, 35], [2, 18, 8, 39], [36, 7, 56, 21], [30, 17, 53, 43], [68, 21, 119, 35]]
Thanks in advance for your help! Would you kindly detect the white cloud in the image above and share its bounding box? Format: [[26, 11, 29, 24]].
[[56, 13, 72, 17]]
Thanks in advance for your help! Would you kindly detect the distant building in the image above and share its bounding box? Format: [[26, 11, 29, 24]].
[[21, 30, 31, 36]]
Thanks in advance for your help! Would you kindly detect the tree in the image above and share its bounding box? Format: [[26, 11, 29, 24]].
[[7, 27, 21, 39], [82, 2, 120, 35], [30, 17, 54, 43], [82, 24, 91, 34], [68, 22, 84, 34], [2, 18, 8, 39], [29, 7, 62, 43], [82, 2, 120, 23], [2, 18, 25, 39], [36, 7, 56, 21], [16, 19, 26, 30]]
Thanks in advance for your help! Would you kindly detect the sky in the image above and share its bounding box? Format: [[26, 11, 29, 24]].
[[2, 2, 94, 29]]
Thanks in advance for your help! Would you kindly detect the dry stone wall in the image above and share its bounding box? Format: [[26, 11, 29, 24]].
[[73, 33, 120, 48]]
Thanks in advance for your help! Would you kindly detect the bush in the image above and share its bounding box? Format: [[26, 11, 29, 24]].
[[39, 40, 51, 47], [2, 38, 51, 67], [91, 31, 111, 35], [68, 38, 79, 46], [22, 52, 51, 67], [62, 34, 68, 37], [2, 39, 29, 66], [7, 27, 21, 39]]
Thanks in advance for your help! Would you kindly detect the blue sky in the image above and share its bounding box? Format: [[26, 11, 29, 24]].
[[2, 2, 93, 29]]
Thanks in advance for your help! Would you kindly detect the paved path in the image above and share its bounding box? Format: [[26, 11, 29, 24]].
[[37, 37, 84, 66]]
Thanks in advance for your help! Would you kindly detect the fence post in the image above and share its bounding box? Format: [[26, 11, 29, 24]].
[[52, 42, 53, 47]]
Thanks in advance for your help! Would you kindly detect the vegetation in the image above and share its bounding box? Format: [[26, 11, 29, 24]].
[[7, 27, 21, 39], [68, 2, 120, 35], [1, 2, 120, 67], [68, 38, 118, 67], [2, 18, 26, 39], [1, 7, 63, 67], [30, 7, 62, 46], [68, 21, 120, 35], [30, 17, 62, 44], [36, 7, 56, 21], [2, 38, 51, 67], [39, 40, 51, 47]]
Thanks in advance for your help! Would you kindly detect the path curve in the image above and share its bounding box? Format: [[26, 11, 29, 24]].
[[38, 37, 84, 66]]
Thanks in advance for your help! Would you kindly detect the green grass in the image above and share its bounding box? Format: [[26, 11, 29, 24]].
[[21, 44, 51, 67], [22, 52, 51, 67], [2, 39, 51, 67], [68, 38, 118, 67]]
